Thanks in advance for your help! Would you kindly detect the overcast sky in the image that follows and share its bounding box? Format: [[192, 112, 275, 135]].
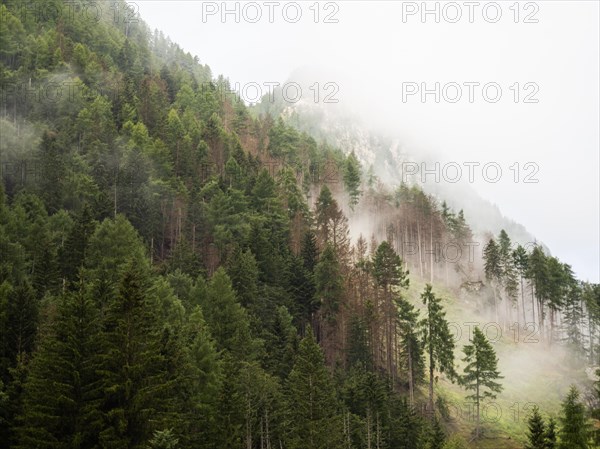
[[139, 1, 599, 283]]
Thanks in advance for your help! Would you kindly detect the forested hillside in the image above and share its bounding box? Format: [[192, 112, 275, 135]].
[[0, 1, 598, 448]]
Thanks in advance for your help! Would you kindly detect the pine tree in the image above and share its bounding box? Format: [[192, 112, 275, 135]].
[[396, 296, 424, 405], [498, 230, 518, 322], [37, 131, 66, 213], [97, 264, 167, 449], [262, 305, 298, 379], [314, 244, 344, 365], [429, 417, 446, 449], [226, 247, 259, 311], [346, 315, 371, 370], [15, 285, 102, 449], [390, 397, 424, 449], [84, 215, 148, 304], [200, 267, 256, 360], [421, 284, 457, 417], [315, 186, 349, 255], [301, 229, 319, 274], [343, 151, 361, 210], [483, 238, 502, 323], [525, 406, 546, 449], [285, 253, 317, 333], [528, 245, 549, 338], [545, 417, 557, 449], [373, 240, 410, 377], [148, 429, 179, 449], [59, 204, 96, 286], [5, 282, 38, 365], [513, 244, 530, 324], [460, 327, 503, 439], [183, 306, 222, 448], [285, 330, 344, 449], [558, 385, 589, 449]]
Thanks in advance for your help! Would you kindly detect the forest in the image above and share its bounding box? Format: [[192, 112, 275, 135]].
[[0, 1, 598, 448]]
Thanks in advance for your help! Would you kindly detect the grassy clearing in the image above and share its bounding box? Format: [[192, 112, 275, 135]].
[[403, 279, 592, 448]]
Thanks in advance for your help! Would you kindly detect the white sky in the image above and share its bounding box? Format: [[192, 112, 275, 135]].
[[138, 1, 599, 283]]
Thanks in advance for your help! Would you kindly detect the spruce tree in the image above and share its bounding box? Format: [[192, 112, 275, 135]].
[[200, 267, 256, 360], [390, 397, 424, 449], [284, 253, 317, 333], [97, 264, 167, 449], [15, 285, 102, 449], [558, 385, 589, 449], [148, 429, 179, 449], [314, 244, 344, 364], [513, 244, 530, 323], [226, 247, 259, 311], [421, 284, 457, 417], [285, 330, 344, 449], [545, 417, 557, 449], [429, 417, 446, 449], [183, 307, 222, 449], [343, 151, 362, 210], [315, 186, 349, 254], [59, 204, 96, 286], [396, 295, 424, 404], [460, 327, 503, 439], [498, 230, 518, 317], [525, 406, 546, 449], [373, 240, 410, 376], [483, 238, 502, 322]]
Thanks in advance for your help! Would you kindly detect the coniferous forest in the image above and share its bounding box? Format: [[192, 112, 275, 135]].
[[0, 1, 598, 448]]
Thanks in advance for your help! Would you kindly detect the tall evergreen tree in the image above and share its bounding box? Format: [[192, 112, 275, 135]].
[[483, 238, 502, 323], [199, 267, 256, 360], [343, 151, 362, 210], [97, 264, 170, 449], [59, 204, 96, 286], [285, 330, 344, 449], [429, 417, 446, 449], [420, 284, 457, 417], [396, 296, 424, 405], [525, 406, 547, 449], [373, 240, 410, 377], [15, 285, 102, 449], [558, 385, 589, 449], [315, 186, 349, 254], [545, 417, 557, 449], [513, 244, 530, 323], [460, 327, 503, 439], [314, 244, 344, 364]]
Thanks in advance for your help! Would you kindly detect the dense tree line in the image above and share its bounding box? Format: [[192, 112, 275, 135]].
[[483, 230, 600, 361]]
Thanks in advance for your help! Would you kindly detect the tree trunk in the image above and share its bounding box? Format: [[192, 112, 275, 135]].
[[417, 222, 423, 278], [520, 274, 526, 326], [428, 333, 434, 418], [476, 381, 480, 439], [366, 407, 372, 449], [408, 341, 414, 405], [530, 282, 536, 327]]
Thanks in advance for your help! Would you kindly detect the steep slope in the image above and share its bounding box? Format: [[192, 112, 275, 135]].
[[0, 2, 598, 449]]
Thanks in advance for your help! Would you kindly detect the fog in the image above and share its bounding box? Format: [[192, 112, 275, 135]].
[[139, 1, 599, 283]]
